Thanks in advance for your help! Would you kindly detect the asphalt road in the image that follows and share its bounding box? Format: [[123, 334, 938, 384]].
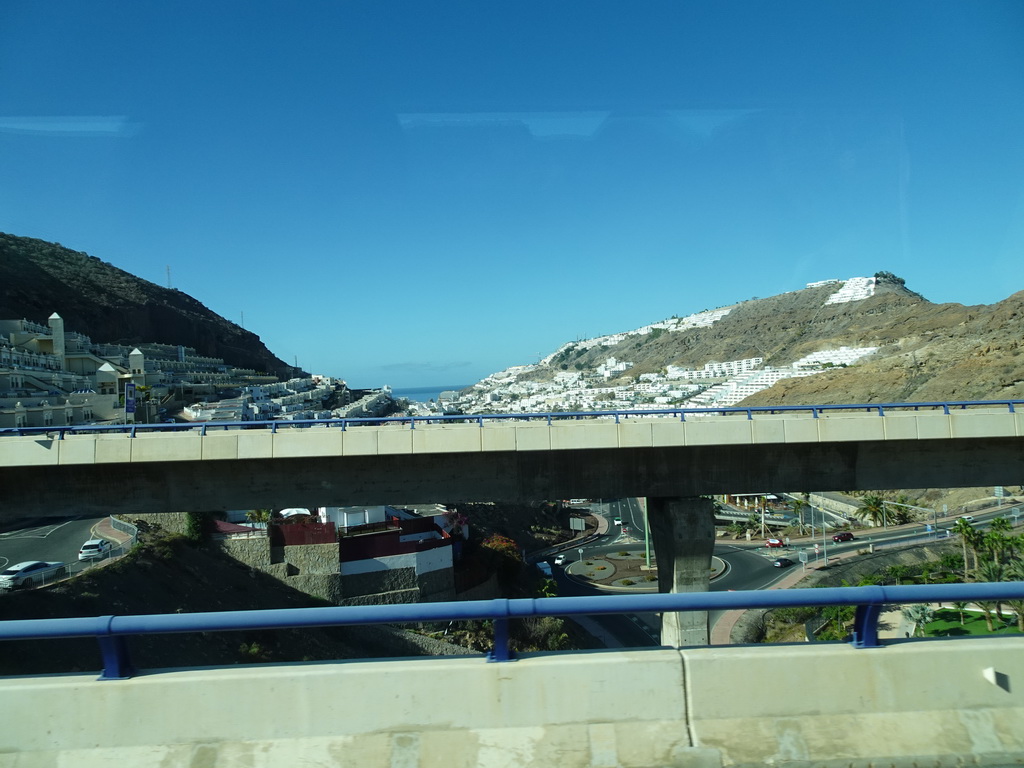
[[552, 499, 795, 646], [0, 516, 104, 573]]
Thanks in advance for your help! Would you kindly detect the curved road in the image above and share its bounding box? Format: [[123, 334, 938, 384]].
[[0, 516, 106, 575]]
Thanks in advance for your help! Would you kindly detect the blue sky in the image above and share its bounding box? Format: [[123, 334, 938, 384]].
[[2, 1, 1022, 388]]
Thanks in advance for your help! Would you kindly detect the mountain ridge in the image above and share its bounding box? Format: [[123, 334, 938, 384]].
[[0, 233, 291, 377], [459, 276, 1024, 410]]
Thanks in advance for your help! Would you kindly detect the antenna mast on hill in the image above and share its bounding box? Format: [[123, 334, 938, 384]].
[[240, 311, 244, 329], [166, 265, 172, 289]]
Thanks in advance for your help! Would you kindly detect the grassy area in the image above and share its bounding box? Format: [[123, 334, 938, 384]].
[[925, 608, 1021, 637]]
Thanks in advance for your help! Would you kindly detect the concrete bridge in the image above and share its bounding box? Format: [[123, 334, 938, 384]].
[[1, 401, 1021, 516]]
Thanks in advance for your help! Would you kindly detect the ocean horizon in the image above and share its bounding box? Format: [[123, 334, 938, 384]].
[[391, 384, 472, 403]]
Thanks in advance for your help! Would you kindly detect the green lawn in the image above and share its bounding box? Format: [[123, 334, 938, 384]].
[[925, 608, 1021, 637]]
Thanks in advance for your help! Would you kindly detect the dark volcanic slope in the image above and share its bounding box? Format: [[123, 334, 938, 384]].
[[1, 233, 290, 376]]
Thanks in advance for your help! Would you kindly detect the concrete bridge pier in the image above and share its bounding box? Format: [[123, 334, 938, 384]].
[[647, 495, 716, 647]]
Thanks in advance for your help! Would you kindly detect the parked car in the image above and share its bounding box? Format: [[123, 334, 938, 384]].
[[765, 538, 785, 548], [553, 553, 568, 566], [832, 531, 855, 542], [0, 561, 66, 589], [773, 557, 794, 568], [78, 538, 112, 561]]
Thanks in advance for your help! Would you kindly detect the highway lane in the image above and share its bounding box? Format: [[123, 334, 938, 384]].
[[0, 516, 104, 575]]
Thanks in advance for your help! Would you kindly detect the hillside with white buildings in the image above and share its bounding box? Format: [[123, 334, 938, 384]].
[[0, 311, 395, 428], [431, 277, 887, 415]]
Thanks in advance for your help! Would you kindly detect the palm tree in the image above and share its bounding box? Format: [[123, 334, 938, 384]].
[[984, 529, 1011, 565], [855, 495, 887, 528], [952, 517, 982, 579], [885, 564, 910, 585], [789, 496, 808, 534], [901, 604, 934, 637], [1008, 599, 1024, 633], [246, 508, 272, 524], [989, 516, 1013, 535], [1008, 560, 1024, 633], [951, 600, 969, 625], [986, 516, 1015, 563], [977, 561, 1007, 622], [975, 599, 997, 632]]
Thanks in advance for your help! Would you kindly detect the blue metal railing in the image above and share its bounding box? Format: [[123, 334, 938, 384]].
[[1, 582, 1022, 679], [0, 399, 1020, 439]]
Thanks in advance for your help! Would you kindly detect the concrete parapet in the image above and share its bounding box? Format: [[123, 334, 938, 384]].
[[686, 638, 1024, 766], [3, 409, 1019, 470], [1, 639, 1022, 766], [2, 409, 1022, 516]]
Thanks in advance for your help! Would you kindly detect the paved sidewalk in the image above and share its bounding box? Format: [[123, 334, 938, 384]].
[[711, 559, 810, 644], [88, 516, 135, 546]]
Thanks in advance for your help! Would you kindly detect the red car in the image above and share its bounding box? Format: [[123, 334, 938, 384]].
[[765, 538, 785, 548], [832, 531, 855, 542]]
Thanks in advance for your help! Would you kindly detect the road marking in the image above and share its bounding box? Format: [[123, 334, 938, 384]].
[[0, 518, 79, 540]]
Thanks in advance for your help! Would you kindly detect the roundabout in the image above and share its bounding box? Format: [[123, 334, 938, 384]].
[[563, 550, 729, 591]]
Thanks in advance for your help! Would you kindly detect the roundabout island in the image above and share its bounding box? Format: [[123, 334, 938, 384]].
[[563, 549, 728, 591]]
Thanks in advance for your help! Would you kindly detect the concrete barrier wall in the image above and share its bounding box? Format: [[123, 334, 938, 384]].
[[3, 410, 1021, 468], [1, 639, 1021, 767]]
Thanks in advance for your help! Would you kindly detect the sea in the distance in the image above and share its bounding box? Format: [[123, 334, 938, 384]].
[[391, 385, 472, 403]]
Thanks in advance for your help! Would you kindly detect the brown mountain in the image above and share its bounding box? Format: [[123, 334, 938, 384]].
[[0, 233, 291, 376], [520, 277, 1024, 405]]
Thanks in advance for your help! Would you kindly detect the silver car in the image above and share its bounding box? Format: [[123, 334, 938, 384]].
[[78, 538, 112, 561], [0, 561, 66, 589]]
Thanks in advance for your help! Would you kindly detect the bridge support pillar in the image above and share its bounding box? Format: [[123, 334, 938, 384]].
[[648, 496, 715, 647]]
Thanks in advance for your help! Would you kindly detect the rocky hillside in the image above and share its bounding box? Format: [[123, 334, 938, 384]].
[[503, 277, 1024, 405], [740, 289, 1024, 405], [0, 233, 291, 376]]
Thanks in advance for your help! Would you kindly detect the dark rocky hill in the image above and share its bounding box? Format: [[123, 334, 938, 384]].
[[0, 233, 291, 376]]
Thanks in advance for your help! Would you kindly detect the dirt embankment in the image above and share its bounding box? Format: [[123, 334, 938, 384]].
[[0, 530, 467, 676]]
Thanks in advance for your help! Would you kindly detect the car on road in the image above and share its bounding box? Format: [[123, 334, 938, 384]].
[[553, 553, 568, 566], [613, 517, 622, 526], [78, 538, 112, 561], [958, 515, 975, 523], [772, 557, 795, 568], [0, 561, 66, 589], [765, 538, 785, 548], [832, 531, 855, 542]]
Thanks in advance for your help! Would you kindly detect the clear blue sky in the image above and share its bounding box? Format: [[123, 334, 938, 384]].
[[2, 1, 1022, 388]]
